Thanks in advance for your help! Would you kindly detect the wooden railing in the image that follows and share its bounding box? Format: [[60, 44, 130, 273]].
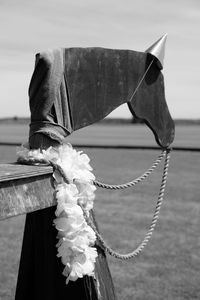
[[0, 163, 54, 220]]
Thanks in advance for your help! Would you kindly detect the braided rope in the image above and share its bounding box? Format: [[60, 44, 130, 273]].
[[17, 156, 70, 184], [82, 149, 171, 260], [93, 150, 166, 190]]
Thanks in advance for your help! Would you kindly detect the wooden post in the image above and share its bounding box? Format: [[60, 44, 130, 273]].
[[13, 134, 116, 299]]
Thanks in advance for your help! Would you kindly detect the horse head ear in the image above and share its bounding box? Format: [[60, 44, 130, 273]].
[[145, 33, 168, 70]]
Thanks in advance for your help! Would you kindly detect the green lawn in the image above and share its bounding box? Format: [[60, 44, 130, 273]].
[[0, 124, 200, 299]]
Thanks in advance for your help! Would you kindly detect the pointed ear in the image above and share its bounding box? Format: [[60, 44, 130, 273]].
[[145, 33, 168, 69]]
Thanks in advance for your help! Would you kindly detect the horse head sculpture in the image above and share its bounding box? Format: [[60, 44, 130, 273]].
[[29, 34, 175, 148], [16, 35, 175, 299]]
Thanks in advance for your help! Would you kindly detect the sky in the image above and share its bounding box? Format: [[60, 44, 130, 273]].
[[0, 0, 199, 119]]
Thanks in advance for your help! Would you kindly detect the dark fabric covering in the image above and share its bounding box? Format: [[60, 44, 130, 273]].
[[29, 48, 72, 143], [28, 47, 174, 148]]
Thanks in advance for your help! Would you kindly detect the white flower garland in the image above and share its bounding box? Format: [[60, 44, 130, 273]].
[[17, 143, 98, 284]]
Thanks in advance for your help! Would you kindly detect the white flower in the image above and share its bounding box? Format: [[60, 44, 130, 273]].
[[85, 247, 98, 263], [55, 183, 79, 216], [64, 246, 97, 284], [55, 144, 95, 182], [83, 226, 97, 245], [77, 182, 96, 211], [54, 214, 84, 234], [42, 146, 59, 162], [16, 144, 30, 158], [64, 262, 84, 283], [57, 241, 74, 260]]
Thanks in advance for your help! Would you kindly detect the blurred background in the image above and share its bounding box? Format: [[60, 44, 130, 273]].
[[0, 1, 200, 299]]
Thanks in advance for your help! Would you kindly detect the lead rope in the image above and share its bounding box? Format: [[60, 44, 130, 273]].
[[93, 150, 166, 190], [81, 149, 171, 260]]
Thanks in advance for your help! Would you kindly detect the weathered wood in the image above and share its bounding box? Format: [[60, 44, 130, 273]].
[[0, 164, 54, 220], [0, 163, 52, 182]]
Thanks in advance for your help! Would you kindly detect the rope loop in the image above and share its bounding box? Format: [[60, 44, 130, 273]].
[[83, 149, 171, 260]]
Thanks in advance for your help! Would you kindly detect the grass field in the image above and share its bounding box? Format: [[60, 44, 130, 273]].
[[0, 123, 200, 148], [0, 124, 200, 299]]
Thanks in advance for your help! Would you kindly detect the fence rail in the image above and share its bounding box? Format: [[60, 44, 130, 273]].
[[0, 163, 54, 220], [0, 142, 200, 152]]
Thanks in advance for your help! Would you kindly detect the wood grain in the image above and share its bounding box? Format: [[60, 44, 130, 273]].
[[0, 164, 55, 220], [0, 163, 53, 182]]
